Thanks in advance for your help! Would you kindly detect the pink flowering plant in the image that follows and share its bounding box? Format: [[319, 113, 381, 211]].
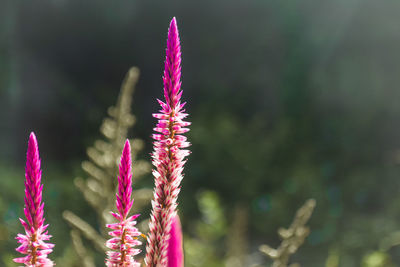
[[13, 17, 189, 267], [105, 140, 142, 267], [145, 17, 190, 267], [14, 133, 54, 267]]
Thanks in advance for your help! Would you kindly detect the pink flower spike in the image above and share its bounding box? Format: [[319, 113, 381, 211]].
[[105, 140, 141, 267], [167, 215, 184, 267], [145, 17, 190, 267], [14, 132, 54, 266]]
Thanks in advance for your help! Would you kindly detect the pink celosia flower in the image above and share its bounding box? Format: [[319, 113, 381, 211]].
[[14, 132, 54, 267], [166, 215, 184, 267], [145, 17, 190, 267], [105, 140, 141, 267]]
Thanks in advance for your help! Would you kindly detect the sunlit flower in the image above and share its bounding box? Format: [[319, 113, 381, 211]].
[[145, 17, 190, 267]]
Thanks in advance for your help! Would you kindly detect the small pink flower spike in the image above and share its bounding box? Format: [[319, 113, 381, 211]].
[[105, 140, 141, 267], [145, 17, 191, 267], [14, 132, 54, 267], [167, 215, 184, 267]]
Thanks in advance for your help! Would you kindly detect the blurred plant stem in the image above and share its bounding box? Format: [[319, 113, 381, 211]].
[[70, 229, 96, 267], [259, 199, 316, 267], [225, 202, 249, 267], [325, 248, 339, 267]]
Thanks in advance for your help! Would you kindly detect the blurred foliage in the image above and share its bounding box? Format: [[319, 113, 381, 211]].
[[184, 191, 227, 267], [361, 251, 395, 267], [1, 0, 400, 266]]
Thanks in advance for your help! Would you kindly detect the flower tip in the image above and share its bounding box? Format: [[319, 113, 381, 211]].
[[29, 132, 37, 144], [124, 139, 131, 150], [122, 139, 131, 158], [171, 17, 177, 26], [169, 17, 179, 34], [27, 132, 39, 158]]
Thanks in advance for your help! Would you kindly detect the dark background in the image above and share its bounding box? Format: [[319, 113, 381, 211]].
[[1, 0, 400, 266]]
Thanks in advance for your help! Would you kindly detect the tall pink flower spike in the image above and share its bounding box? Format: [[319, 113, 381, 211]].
[[105, 140, 141, 267], [14, 132, 54, 266], [166, 215, 184, 267], [145, 17, 191, 267]]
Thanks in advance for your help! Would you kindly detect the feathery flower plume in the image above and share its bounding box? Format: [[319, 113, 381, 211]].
[[166, 215, 184, 267], [105, 140, 141, 267], [145, 17, 190, 267], [14, 132, 54, 266]]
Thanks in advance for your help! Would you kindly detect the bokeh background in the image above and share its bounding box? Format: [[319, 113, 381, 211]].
[[1, 0, 400, 266]]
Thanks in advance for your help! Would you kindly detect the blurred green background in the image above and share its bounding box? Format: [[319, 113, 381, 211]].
[[1, 0, 400, 266]]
